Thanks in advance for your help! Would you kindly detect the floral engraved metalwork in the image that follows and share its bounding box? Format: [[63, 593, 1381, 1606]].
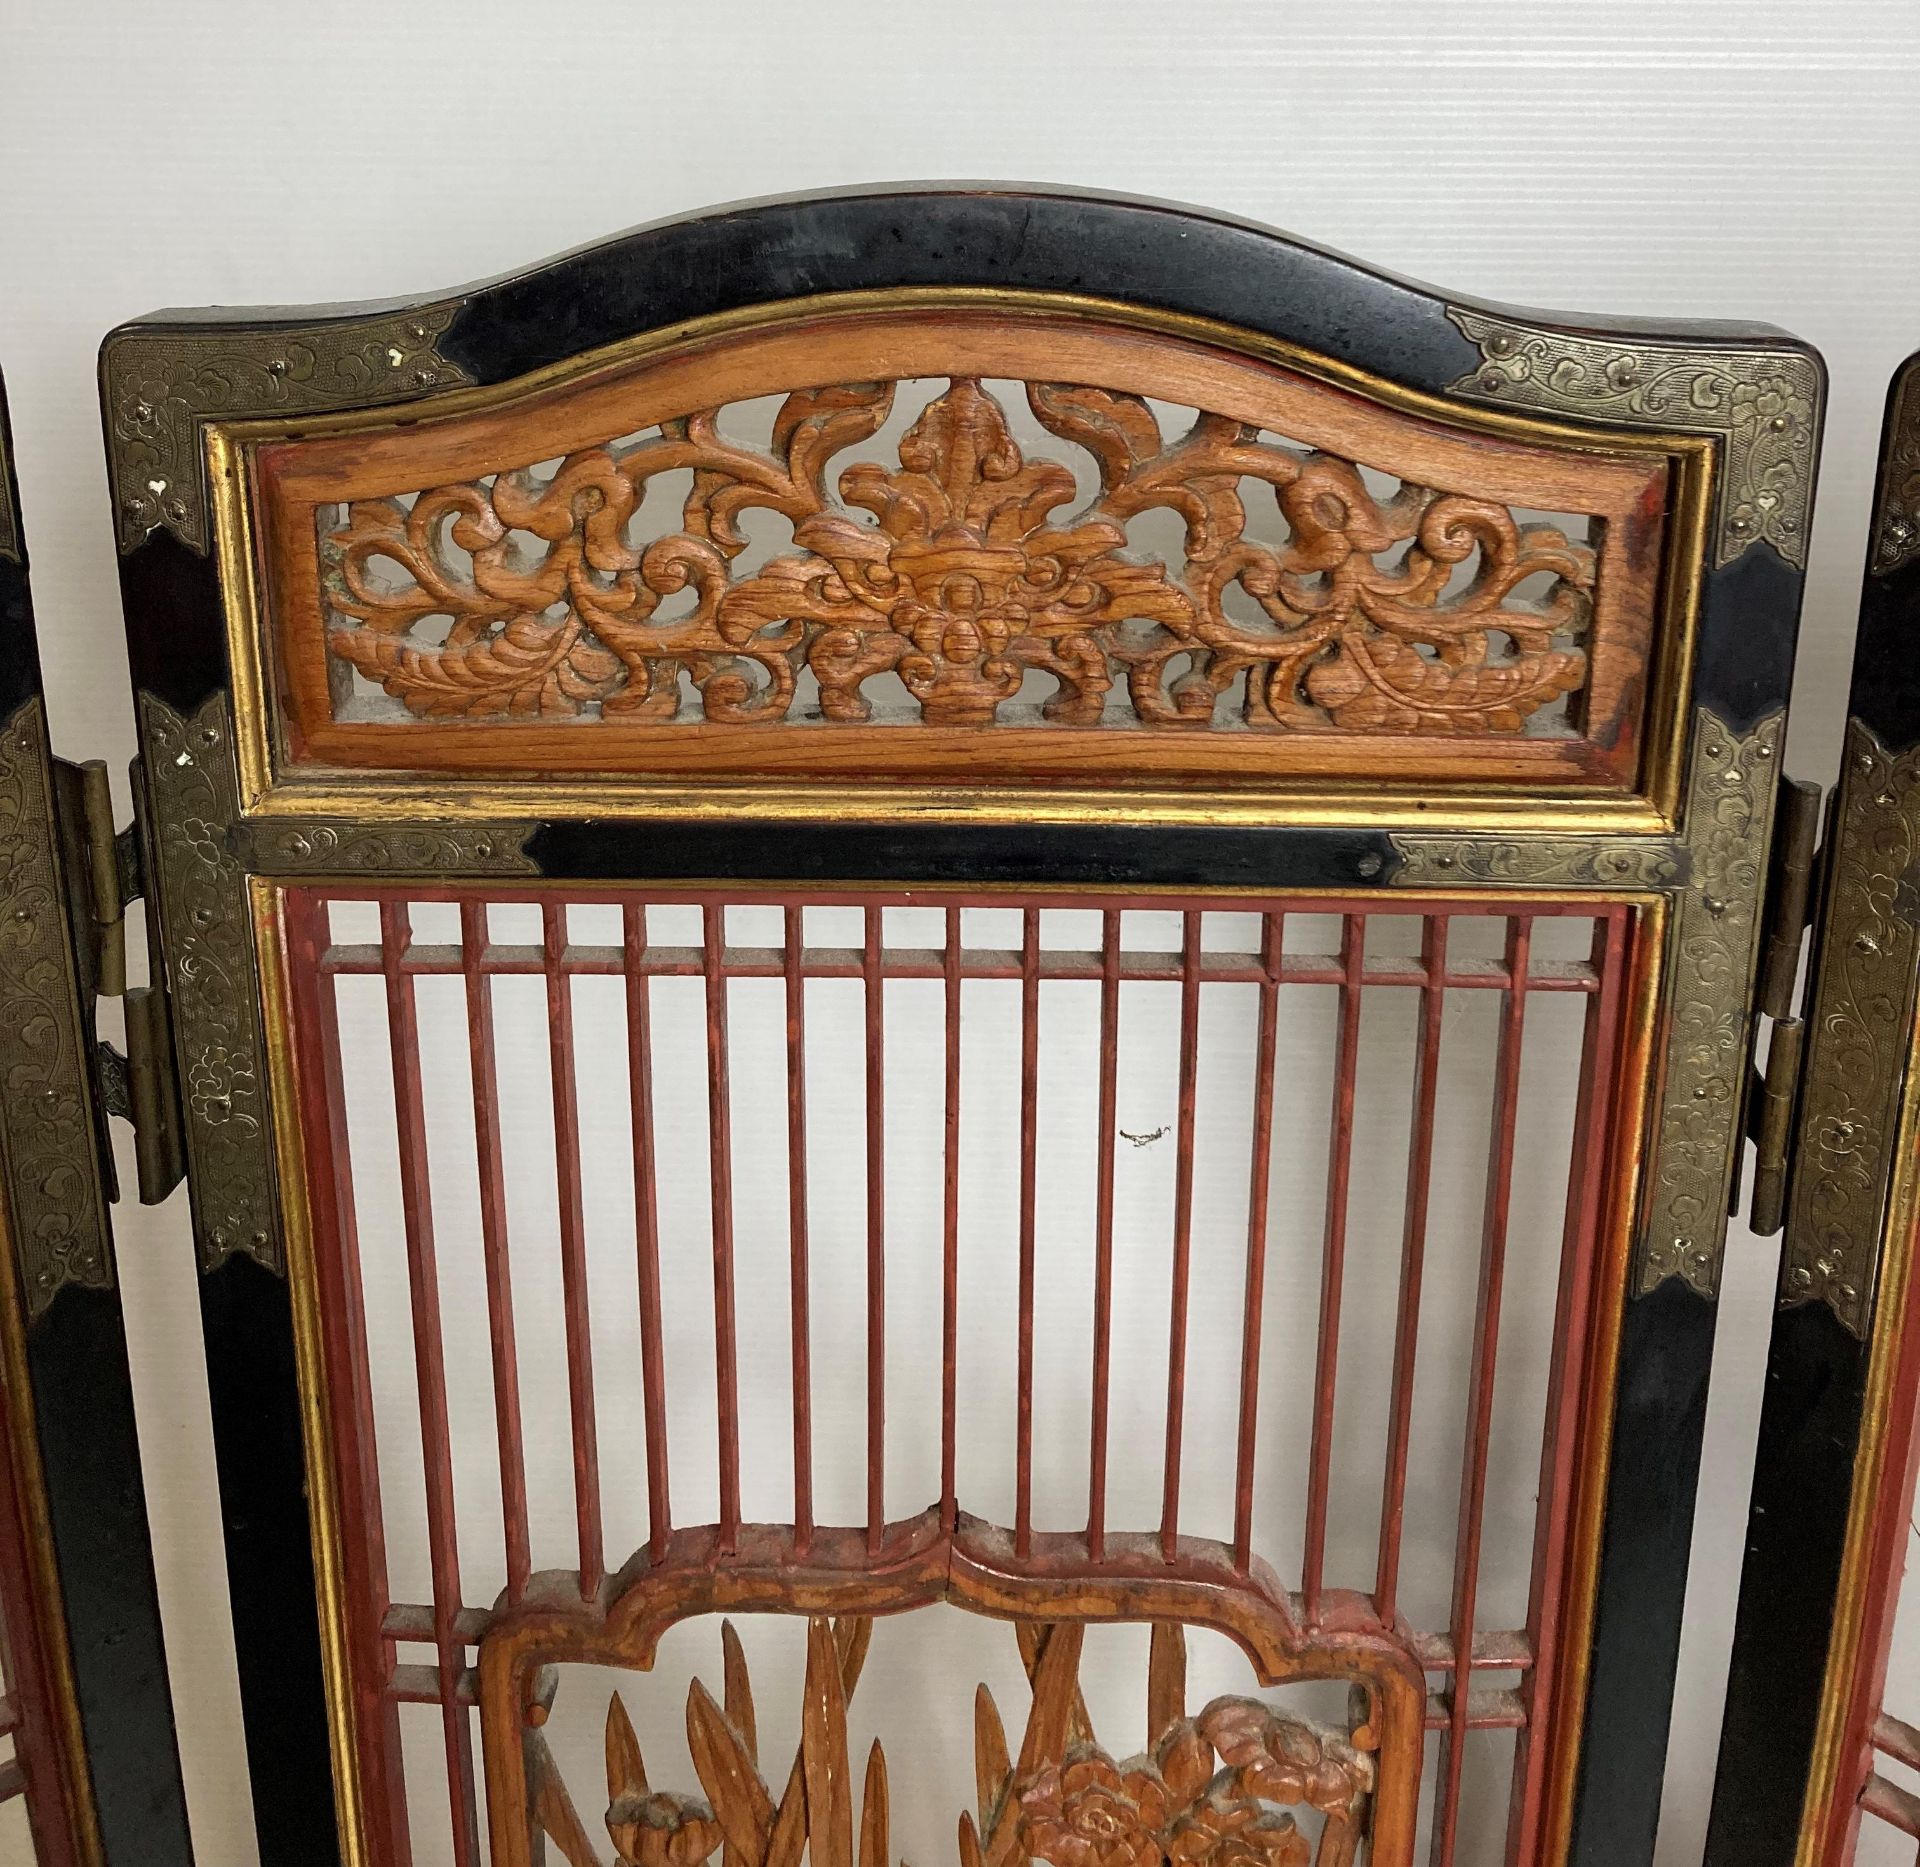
[[1871, 359, 1920, 578], [1781, 720, 1920, 1336], [0, 699, 114, 1313], [233, 817, 535, 876], [1635, 707, 1784, 1299], [104, 302, 470, 554], [1390, 834, 1686, 889], [1448, 308, 1819, 570], [322, 376, 1599, 737], [525, 1619, 1372, 1867], [141, 691, 279, 1274]]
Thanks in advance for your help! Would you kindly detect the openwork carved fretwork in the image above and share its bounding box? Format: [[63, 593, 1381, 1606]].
[[1634, 707, 1785, 1299], [1782, 720, 1920, 1336], [320, 377, 1598, 739], [1449, 308, 1819, 569], [526, 1619, 1372, 1867]]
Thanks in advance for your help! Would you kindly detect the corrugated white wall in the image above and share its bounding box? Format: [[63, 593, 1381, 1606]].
[[2, 4, 1917, 1862]]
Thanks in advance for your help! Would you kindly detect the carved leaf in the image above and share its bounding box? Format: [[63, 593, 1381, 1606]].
[[859, 1742, 890, 1867], [802, 1618, 855, 1867], [609, 1692, 651, 1801], [687, 1680, 775, 1867], [974, 1682, 1012, 1829], [1147, 1622, 1187, 1746], [1302, 632, 1586, 735]]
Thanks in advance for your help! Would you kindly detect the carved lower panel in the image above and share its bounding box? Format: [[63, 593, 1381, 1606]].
[[526, 1619, 1372, 1867], [1872, 359, 1920, 578], [1782, 720, 1920, 1335], [1634, 708, 1783, 1298], [1449, 308, 1819, 569], [140, 692, 280, 1274], [0, 698, 114, 1313], [103, 303, 471, 554], [1390, 833, 1685, 889]]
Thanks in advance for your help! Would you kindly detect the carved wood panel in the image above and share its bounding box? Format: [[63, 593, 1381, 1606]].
[[250, 309, 1673, 793]]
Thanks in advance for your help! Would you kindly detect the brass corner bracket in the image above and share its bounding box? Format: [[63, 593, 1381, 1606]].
[[103, 299, 472, 555], [1448, 308, 1820, 571]]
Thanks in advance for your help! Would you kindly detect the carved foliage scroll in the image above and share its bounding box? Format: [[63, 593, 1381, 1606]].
[[319, 377, 1599, 741], [526, 1620, 1372, 1867]]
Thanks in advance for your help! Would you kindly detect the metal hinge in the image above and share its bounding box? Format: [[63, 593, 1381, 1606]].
[[1737, 774, 1825, 1235], [50, 754, 185, 1204]]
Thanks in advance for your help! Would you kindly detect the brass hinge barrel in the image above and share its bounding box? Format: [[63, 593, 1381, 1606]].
[[1747, 1016, 1805, 1237], [52, 755, 131, 995], [1757, 776, 1823, 1019], [122, 985, 184, 1204]]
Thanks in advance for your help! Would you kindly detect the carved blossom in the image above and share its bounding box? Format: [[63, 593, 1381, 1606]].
[[323, 378, 1596, 738]]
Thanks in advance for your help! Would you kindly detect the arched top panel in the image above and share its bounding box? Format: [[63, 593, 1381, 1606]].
[[99, 185, 1824, 822]]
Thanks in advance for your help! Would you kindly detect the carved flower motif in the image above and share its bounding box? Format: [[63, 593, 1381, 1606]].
[[607, 1791, 724, 1867], [720, 380, 1192, 726], [1167, 1801, 1308, 1867], [1021, 1749, 1174, 1867], [187, 1045, 247, 1126]]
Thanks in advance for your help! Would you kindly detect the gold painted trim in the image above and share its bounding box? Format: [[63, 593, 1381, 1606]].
[[249, 876, 369, 1867], [1872, 357, 1920, 577], [103, 302, 471, 553], [0, 698, 116, 1314], [1634, 707, 1784, 1298], [201, 286, 1714, 833], [1449, 308, 1821, 570], [140, 691, 281, 1275], [1782, 719, 1920, 1335], [1540, 891, 1667, 1867]]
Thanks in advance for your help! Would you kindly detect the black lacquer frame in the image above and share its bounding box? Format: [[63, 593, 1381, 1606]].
[[95, 186, 1824, 1867], [0, 371, 193, 1867]]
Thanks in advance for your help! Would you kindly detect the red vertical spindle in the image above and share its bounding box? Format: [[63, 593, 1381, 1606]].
[[784, 905, 814, 1556], [1016, 908, 1041, 1560], [941, 906, 962, 1536], [1161, 910, 1204, 1563], [1432, 914, 1532, 1867], [379, 901, 481, 1866], [1375, 914, 1449, 1624], [864, 906, 886, 1555], [1087, 909, 1122, 1562], [1232, 911, 1284, 1572], [1303, 912, 1366, 1624], [460, 902, 530, 1604], [622, 904, 671, 1561], [702, 904, 742, 1553]]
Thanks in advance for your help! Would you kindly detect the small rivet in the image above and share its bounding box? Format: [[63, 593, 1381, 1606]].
[[1478, 370, 1504, 394], [1855, 932, 1882, 955], [1356, 852, 1383, 878], [266, 357, 288, 376], [1756, 744, 1774, 759], [130, 400, 153, 423]]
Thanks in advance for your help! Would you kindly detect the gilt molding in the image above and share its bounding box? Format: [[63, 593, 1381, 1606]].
[[1781, 719, 1920, 1336], [103, 301, 470, 553], [1634, 707, 1784, 1299], [1448, 309, 1819, 570], [141, 691, 280, 1275], [0, 698, 114, 1313]]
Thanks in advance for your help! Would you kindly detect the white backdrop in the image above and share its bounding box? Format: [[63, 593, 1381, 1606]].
[[3, 4, 1919, 1864]]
